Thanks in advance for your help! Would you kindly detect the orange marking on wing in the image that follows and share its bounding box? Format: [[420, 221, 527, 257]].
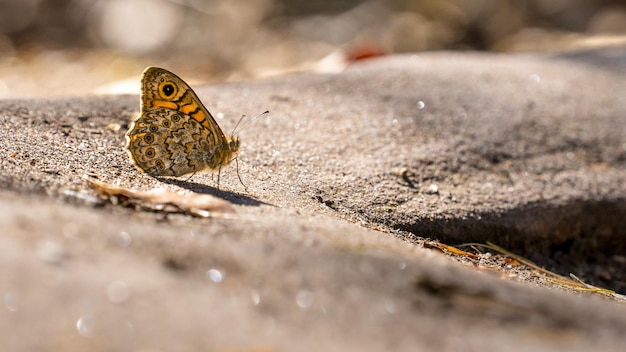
[[129, 133, 145, 141], [152, 101, 178, 110], [190, 110, 210, 128], [180, 103, 199, 115]]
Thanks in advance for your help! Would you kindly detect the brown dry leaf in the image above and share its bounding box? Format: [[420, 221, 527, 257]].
[[85, 178, 236, 217], [481, 242, 626, 301], [424, 241, 478, 258]]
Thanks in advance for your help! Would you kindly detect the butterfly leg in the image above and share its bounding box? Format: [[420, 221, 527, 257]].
[[216, 167, 221, 190], [235, 157, 248, 192], [184, 171, 196, 182]]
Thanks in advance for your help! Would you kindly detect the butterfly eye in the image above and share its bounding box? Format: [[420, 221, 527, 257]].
[[229, 137, 239, 149]]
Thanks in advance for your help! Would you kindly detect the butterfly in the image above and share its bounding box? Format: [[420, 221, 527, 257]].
[[126, 67, 249, 187]]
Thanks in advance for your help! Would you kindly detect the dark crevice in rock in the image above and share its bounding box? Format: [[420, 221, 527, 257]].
[[394, 198, 626, 293]]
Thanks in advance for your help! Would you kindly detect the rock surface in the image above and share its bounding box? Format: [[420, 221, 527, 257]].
[[1, 49, 625, 351]]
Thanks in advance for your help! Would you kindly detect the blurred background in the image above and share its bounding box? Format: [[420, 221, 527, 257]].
[[1, 0, 625, 97]]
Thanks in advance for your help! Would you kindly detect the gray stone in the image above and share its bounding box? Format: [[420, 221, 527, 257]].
[[0, 49, 625, 351]]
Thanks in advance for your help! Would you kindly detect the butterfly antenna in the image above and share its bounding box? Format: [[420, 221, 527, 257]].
[[232, 110, 269, 136], [231, 113, 247, 137]]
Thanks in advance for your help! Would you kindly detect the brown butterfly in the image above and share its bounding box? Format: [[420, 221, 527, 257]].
[[126, 67, 247, 187]]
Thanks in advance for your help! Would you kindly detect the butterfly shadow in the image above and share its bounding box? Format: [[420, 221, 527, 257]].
[[156, 177, 273, 207]]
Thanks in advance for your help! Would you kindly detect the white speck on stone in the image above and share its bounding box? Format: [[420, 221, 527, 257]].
[[37, 240, 66, 264]]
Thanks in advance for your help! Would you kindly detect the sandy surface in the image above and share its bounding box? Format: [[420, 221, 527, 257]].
[[1, 49, 625, 351]]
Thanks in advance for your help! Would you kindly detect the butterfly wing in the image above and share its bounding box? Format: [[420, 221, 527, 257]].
[[140, 67, 227, 146], [127, 108, 221, 176], [126, 67, 238, 177]]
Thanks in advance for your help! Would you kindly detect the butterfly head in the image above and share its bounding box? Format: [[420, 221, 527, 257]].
[[228, 136, 240, 154]]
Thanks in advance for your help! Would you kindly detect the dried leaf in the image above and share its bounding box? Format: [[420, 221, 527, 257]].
[[86, 178, 235, 216], [424, 241, 478, 258]]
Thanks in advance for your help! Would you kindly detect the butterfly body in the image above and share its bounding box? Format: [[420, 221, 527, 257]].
[[126, 67, 239, 177]]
